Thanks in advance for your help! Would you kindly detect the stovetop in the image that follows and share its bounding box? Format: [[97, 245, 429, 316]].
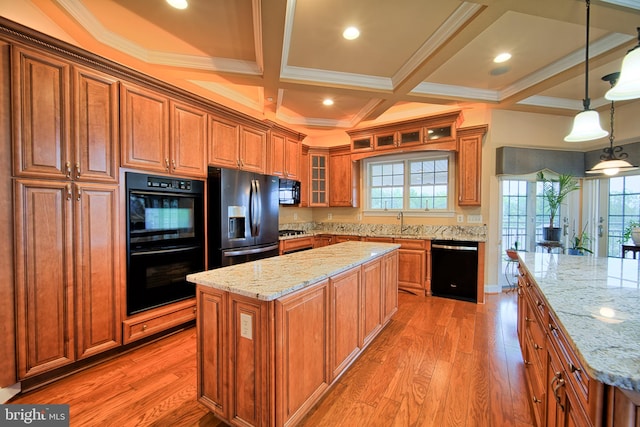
[[279, 229, 306, 237]]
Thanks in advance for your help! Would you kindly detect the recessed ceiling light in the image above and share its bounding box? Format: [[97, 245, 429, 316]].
[[323, 98, 334, 106], [167, 0, 188, 10], [343, 27, 360, 40], [494, 52, 511, 63]]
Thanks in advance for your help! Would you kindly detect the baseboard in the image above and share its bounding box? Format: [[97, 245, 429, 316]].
[[0, 383, 21, 403], [485, 283, 501, 294]]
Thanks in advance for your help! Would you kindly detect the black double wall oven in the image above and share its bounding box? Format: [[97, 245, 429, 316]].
[[126, 172, 205, 315]]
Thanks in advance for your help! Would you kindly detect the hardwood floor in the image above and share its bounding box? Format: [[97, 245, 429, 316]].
[[9, 291, 534, 427]]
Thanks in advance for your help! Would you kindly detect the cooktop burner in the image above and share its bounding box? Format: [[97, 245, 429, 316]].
[[279, 229, 305, 237]]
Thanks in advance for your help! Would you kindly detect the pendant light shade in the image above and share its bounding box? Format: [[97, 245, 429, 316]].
[[564, 0, 608, 143], [587, 72, 639, 176], [565, 110, 608, 142], [605, 28, 640, 101]]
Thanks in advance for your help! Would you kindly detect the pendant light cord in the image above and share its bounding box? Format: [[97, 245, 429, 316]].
[[583, 0, 592, 110]]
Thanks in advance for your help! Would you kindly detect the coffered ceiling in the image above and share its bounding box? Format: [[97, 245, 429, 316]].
[[3, 0, 640, 136]]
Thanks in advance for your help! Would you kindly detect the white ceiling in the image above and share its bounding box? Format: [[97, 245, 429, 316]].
[[4, 0, 640, 136]]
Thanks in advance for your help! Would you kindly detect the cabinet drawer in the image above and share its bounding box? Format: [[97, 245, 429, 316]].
[[524, 301, 546, 373], [280, 236, 314, 254], [394, 238, 426, 250], [123, 299, 196, 344], [523, 341, 546, 426]]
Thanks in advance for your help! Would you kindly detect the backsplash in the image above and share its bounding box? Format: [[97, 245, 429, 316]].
[[279, 222, 487, 242]]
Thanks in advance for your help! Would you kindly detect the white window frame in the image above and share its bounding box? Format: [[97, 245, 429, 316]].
[[362, 151, 455, 218]]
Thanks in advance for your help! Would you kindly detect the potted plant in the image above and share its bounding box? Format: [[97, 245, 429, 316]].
[[568, 224, 593, 255], [622, 220, 640, 246], [537, 171, 580, 242]]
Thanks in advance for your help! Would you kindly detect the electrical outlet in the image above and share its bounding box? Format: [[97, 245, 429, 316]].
[[328, 213, 333, 220], [356, 213, 362, 221], [293, 213, 298, 220], [457, 214, 464, 223]]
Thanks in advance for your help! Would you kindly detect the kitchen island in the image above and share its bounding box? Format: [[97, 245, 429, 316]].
[[516, 252, 640, 426], [187, 241, 400, 427]]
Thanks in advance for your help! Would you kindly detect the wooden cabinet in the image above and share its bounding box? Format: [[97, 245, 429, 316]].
[[121, 82, 207, 177], [14, 180, 120, 378], [329, 145, 358, 207], [120, 81, 169, 173], [279, 236, 314, 255], [275, 280, 330, 426], [314, 234, 333, 248], [300, 144, 309, 206], [269, 124, 304, 180], [348, 111, 463, 159], [209, 116, 267, 173], [334, 235, 361, 243], [457, 125, 486, 206], [361, 258, 383, 348], [382, 251, 399, 324], [170, 100, 208, 177], [329, 267, 361, 380], [122, 299, 196, 345], [396, 238, 427, 296], [12, 47, 119, 182], [309, 150, 329, 206]]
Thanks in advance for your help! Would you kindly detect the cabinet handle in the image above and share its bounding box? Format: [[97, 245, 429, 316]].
[[165, 158, 170, 171], [548, 323, 557, 332], [66, 184, 72, 200], [75, 162, 81, 179], [532, 396, 542, 404], [553, 378, 566, 411], [236, 159, 241, 168], [142, 324, 148, 331], [172, 159, 177, 170], [568, 362, 581, 373], [525, 316, 535, 323], [533, 343, 543, 350], [76, 187, 81, 201], [193, 307, 197, 313], [536, 299, 544, 308], [65, 162, 72, 178], [523, 359, 532, 366]]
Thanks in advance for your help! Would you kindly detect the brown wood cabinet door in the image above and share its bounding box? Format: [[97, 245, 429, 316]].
[[329, 267, 361, 381], [270, 132, 286, 177], [209, 116, 239, 169], [14, 180, 74, 378], [170, 100, 207, 177], [299, 145, 309, 206], [239, 126, 266, 173], [329, 149, 357, 207], [74, 183, 120, 359], [120, 82, 169, 173], [284, 136, 300, 179], [12, 46, 71, 179], [197, 287, 228, 419], [310, 152, 328, 207], [361, 259, 382, 347], [383, 251, 398, 323], [398, 248, 425, 295], [457, 131, 483, 206], [275, 280, 330, 426], [73, 66, 119, 183]]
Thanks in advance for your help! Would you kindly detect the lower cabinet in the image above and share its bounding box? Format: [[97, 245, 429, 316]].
[[196, 250, 398, 427], [14, 180, 120, 378]]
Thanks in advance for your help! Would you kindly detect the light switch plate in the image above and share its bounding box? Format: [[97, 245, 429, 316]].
[[467, 214, 483, 223]]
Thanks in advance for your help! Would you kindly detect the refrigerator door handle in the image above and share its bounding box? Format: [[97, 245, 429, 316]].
[[223, 244, 279, 257], [249, 180, 256, 236], [254, 179, 261, 236]]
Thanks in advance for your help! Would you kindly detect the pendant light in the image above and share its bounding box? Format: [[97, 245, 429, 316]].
[[586, 72, 638, 176], [605, 28, 640, 101], [565, 0, 608, 142]]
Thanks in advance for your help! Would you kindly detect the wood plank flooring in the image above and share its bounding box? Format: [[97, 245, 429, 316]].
[[9, 291, 534, 427]]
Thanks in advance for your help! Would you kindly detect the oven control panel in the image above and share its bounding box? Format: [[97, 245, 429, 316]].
[[146, 177, 192, 191]]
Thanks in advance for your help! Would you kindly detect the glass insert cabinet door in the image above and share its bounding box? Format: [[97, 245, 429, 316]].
[[310, 153, 328, 206]]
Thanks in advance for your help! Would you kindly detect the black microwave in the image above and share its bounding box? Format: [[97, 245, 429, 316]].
[[279, 179, 301, 205]]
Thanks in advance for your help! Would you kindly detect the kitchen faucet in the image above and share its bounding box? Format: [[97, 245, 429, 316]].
[[397, 211, 404, 234]]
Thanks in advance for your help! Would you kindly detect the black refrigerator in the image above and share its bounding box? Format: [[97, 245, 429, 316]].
[[208, 167, 280, 268]]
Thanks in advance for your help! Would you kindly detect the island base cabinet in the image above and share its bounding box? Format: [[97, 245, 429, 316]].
[[606, 388, 640, 427], [195, 249, 399, 427]]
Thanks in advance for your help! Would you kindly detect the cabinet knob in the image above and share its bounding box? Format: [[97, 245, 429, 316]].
[[548, 323, 557, 332], [142, 324, 148, 331], [532, 396, 542, 404], [568, 362, 581, 373], [533, 343, 543, 350]]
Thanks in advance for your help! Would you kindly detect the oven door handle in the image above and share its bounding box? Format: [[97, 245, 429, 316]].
[[130, 245, 201, 256], [223, 244, 279, 257]]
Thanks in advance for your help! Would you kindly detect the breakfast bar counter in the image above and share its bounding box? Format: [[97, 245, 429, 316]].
[[516, 252, 640, 426], [187, 241, 400, 427]]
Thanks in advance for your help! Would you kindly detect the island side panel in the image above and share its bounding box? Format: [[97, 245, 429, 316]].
[[197, 286, 228, 419], [329, 267, 362, 381], [229, 294, 271, 427], [361, 257, 383, 348], [275, 279, 330, 427], [383, 251, 399, 324]]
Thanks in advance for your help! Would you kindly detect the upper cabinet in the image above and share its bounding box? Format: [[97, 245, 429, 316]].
[[268, 123, 306, 180], [12, 46, 119, 182], [309, 149, 329, 207], [209, 116, 268, 174], [348, 111, 463, 159], [121, 82, 207, 178], [457, 125, 487, 206], [329, 145, 358, 207]]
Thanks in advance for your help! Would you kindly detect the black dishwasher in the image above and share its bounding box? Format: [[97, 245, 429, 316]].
[[431, 240, 478, 302]]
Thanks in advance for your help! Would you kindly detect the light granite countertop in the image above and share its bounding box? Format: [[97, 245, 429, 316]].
[[518, 252, 640, 392], [187, 241, 400, 301]]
